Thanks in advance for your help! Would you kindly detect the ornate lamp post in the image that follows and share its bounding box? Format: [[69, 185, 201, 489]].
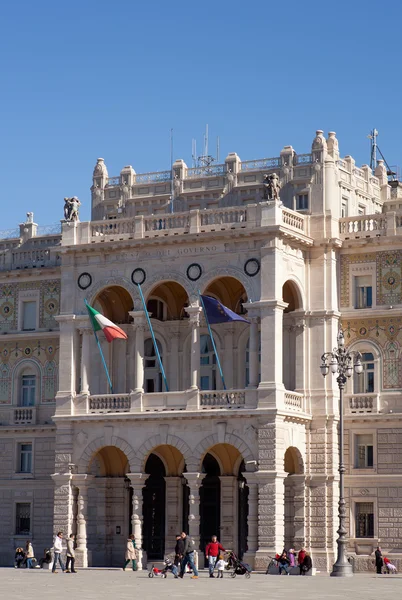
[[320, 329, 363, 577]]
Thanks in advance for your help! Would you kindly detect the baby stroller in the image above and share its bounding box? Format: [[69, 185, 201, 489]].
[[226, 551, 252, 578], [148, 557, 178, 578]]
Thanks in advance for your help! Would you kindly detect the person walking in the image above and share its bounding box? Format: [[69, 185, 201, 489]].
[[25, 541, 35, 569], [65, 534, 77, 573], [123, 534, 138, 571], [205, 535, 225, 578], [52, 531, 65, 573], [298, 548, 306, 575], [375, 546, 383, 575], [179, 532, 199, 579], [216, 554, 227, 578], [174, 533, 184, 569]]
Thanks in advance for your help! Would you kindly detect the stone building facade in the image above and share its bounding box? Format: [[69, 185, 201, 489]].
[[1, 130, 402, 572]]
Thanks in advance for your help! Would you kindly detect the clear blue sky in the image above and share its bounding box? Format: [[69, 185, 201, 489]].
[[1, 0, 401, 229]]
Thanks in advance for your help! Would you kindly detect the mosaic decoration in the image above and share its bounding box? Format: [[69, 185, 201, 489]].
[[0, 284, 17, 332], [0, 338, 59, 404], [342, 318, 402, 389], [40, 280, 60, 328], [340, 250, 402, 307]]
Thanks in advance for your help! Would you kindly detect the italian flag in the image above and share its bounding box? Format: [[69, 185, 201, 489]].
[[86, 303, 128, 342]]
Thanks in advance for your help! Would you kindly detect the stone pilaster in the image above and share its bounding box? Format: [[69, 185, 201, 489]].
[[243, 472, 259, 568], [74, 474, 93, 568], [126, 472, 148, 569], [185, 306, 202, 389], [185, 472, 205, 550], [51, 473, 73, 538], [79, 327, 92, 395], [164, 476, 182, 553], [219, 475, 236, 549]]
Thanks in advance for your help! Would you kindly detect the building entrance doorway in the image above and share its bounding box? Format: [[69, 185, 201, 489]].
[[200, 453, 221, 561], [143, 454, 166, 560]]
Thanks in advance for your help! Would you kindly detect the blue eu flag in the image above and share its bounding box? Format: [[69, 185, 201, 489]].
[[200, 295, 250, 324]]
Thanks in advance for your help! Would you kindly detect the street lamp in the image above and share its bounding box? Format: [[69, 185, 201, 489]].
[[320, 329, 362, 577]]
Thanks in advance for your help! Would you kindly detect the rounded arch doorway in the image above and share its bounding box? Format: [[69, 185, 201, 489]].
[[142, 453, 166, 560]]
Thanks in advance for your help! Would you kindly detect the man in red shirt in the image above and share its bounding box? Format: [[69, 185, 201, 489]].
[[205, 535, 225, 578]]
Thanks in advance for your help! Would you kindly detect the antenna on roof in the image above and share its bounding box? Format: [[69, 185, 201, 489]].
[[368, 128, 398, 180], [191, 125, 220, 171]]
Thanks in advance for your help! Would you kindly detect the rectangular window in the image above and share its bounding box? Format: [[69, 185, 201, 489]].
[[22, 301, 36, 330], [15, 503, 31, 535], [358, 205, 366, 215], [341, 200, 348, 217], [21, 375, 36, 406], [296, 194, 309, 211], [355, 502, 374, 538], [18, 443, 33, 473], [355, 434, 374, 468], [355, 276, 372, 309], [200, 376, 210, 390]]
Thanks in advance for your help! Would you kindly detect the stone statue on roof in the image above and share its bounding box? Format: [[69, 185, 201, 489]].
[[64, 197, 81, 222], [263, 172, 281, 201]]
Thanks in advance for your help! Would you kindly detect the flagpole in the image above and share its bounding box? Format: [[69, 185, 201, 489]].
[[84, 299, 113, 394], [136, 283, 169, 392], [198, 291, 227, 391]]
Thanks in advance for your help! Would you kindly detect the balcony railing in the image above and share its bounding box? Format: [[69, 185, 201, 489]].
[[346, 394, 379, 414], [339, 215, 386, 238], [186, 164, 226, 178], [284, 391, 305, 412], [200, 390, 246, 408], [68, 203, 311, 247], [89, 395, 130, 413], [13, 407, 36, 425]]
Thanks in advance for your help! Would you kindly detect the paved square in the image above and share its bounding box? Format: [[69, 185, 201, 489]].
[[1, 569, 400, 600]]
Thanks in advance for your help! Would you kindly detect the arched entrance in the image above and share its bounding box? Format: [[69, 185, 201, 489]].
[[146, 281, 189, 321], [142, 444, 187, 559], [282, 281, 302, 391], [284, 447, 305, 550], [94, 285, 134, 324], [86, 446, 130, 566], [200, 443, 248, 559], [200, 453, 221, 560], [143, 454, 166, 560]]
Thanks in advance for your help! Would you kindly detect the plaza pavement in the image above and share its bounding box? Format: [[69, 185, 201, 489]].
[[1, 569, 401, 600]]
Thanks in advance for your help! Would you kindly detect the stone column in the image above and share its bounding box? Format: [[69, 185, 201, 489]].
[[126, 324, 136, 392], [223, 325, 234, 389], [129, 311, 147, 392], [164, 476, 182, 552], [79, 328, 92, 395], [169, 329, 180, 391], [127, 472, 148, 570], [248, 315, 260, 388], [219, 475, 236, 549], [185, 472, 205, 550], [243, 472, 259, 568], [258, 300, 287, 408], [185, 306, 202, 389], [74, 474, 93, 568], [294, 314, 306, 392]]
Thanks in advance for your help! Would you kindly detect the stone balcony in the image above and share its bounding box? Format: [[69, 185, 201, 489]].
[[338, 212, 402, 241], [69, 388, 310, 417], [345, 393, 380, 414], [62, 203, 312, 247]]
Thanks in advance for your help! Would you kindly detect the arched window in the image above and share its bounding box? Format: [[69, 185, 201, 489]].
[[200, 334, 216, 390], [354, 352, 375, 394], [20, 374, 36, 406], [144, 338, 162, 393]]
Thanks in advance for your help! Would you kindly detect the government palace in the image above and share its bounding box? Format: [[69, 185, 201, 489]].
[[1, 130, 402, 572]]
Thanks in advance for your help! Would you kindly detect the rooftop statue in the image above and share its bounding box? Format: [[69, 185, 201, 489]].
[[263, 172, 281, 201], [64, 197, 81, 222]]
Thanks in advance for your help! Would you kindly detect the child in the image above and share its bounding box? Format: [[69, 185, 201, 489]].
[[384, 556, 397, 573], [162, 556, 179, 578], [216, 554, 227, 578]]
